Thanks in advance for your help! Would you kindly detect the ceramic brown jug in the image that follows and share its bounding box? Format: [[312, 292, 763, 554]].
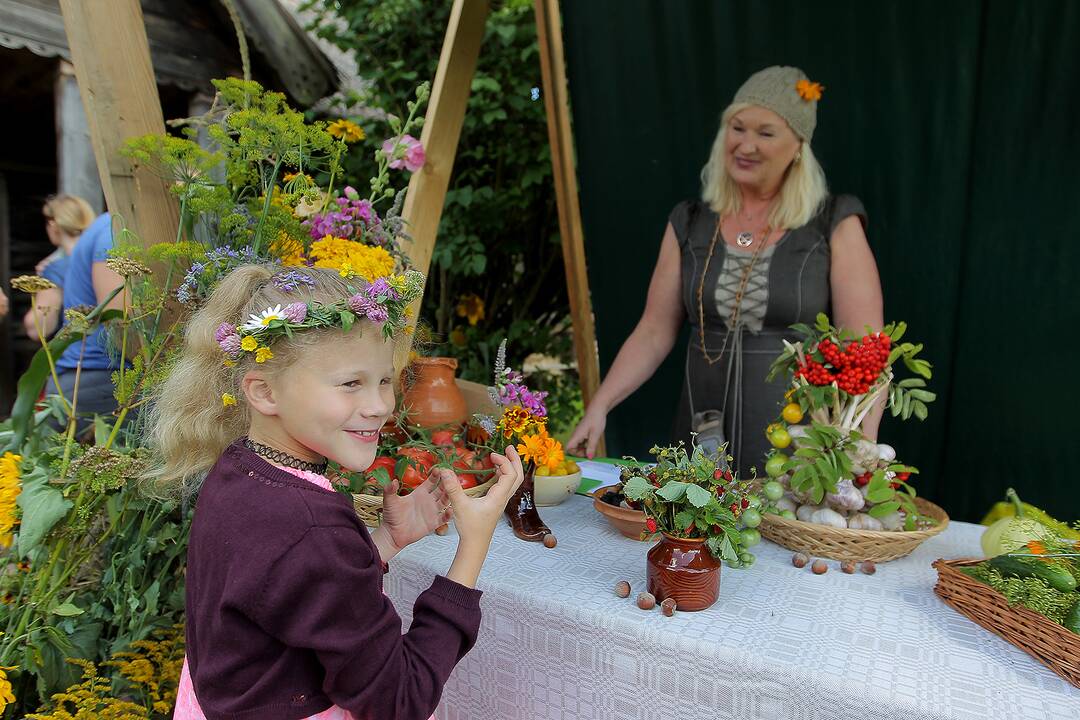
[[646, 534, 721, 611], [402, 357, 467, 429]]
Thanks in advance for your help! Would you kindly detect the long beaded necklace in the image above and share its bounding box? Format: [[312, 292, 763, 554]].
[[243, 437, 328, 475], [695, 216, 772, 365]]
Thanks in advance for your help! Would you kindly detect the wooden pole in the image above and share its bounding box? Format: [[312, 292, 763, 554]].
[[401, 0, 490, 306], [58, 0, 178, 247], [534, 0, 604, 455]]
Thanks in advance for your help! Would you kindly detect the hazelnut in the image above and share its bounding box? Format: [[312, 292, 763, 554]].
[[811, 560, 828, 575], [792, 552, 809, 568], [841, 560, 856, 574], [861, 560, 877, 575], [614, 580, 631, 598], [661, 597, 677, 617], [542, 533, 557, 548], [636, 591, 656, 610]]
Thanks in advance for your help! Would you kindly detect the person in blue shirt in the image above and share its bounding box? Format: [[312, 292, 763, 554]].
[[43, 211, 127, 426], [23, 194, 96, 340]]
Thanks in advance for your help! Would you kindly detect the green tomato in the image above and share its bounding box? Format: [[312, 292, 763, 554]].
[[747, 495, 762, 509], [780, 509, 797, 520], [739, 527, 761, 547], [741, 508, 762, 528], [738, 551, 756, 567], [765, 453, 788, 478], [763, 480, 785, 502], [726, 558, 744, 569]]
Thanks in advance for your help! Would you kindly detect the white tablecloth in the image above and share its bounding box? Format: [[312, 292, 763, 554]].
[[384, 495, 1080, 720]]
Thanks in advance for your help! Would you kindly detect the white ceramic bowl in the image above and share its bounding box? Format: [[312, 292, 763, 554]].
[[532, 470, 582, 506]]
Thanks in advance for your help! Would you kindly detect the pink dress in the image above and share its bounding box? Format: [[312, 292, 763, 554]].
[[173, 466, 436, 720]]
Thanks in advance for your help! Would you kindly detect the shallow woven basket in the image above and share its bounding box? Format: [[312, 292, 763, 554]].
[[352, 473, 497, 527], [933, 558, 1080, 688], [757, 497, 949, 562]]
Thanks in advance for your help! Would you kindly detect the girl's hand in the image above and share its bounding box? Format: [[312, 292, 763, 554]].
[[377, 474, 452, 555], [440, 446, 524, 546]]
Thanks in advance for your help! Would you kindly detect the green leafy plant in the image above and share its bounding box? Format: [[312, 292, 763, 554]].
[[621, 444, 762, 567]]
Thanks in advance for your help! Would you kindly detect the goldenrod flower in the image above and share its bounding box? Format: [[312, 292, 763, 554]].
[[0, 453, 21, 549], [456, 293, 485, 326], [255, 346, 274, 364], [222, 393, 236, 407], [0, 665, 16, 714], [302, 236, 394, 281], [240, 336, 258, 352], [327, 118, 365, 143], [106, 256, 152, 277]]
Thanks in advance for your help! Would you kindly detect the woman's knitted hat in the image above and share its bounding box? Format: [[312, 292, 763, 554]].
[[732, 66, 822, 142]]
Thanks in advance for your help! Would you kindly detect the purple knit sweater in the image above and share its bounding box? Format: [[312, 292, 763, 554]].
[[184, 442, 482, 720]]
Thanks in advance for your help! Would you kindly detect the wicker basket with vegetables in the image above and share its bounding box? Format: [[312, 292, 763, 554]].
[[934, 498, 1080, 687], [756, 314, 947, 562]]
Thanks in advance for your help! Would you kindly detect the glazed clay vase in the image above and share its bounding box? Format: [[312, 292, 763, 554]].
[[402, 357, 467, 429], [646, 534, 721, 611], [505, 460, 551, 543]]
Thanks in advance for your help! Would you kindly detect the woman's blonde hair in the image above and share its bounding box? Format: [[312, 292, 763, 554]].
[[42, 194, 96, 236], [145, 264, 401, 497], [700, 102, 828, 230]]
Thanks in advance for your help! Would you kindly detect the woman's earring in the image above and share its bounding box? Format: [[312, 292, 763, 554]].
[[793, 152, 802, 164]]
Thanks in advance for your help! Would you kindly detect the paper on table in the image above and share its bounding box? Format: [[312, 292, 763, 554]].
[[574, 460, 623, 495]]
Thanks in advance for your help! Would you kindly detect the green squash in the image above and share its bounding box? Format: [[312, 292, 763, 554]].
[[980, 488, 1053, 556]]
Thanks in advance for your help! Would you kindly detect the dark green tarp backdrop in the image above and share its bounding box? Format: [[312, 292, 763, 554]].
[[559, 0, 1080, 522]]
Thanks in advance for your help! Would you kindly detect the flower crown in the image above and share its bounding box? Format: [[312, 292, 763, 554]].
[[215, 270, 424, 364]]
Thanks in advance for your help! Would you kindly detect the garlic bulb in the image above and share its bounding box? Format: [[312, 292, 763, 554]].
[[775, 496, 797, 514], [809, 507, 848, 528], [877, 511, 905, 531], [796, 504, 822, 522], [787, 424, 809, 439], [826, 479, 865, 512], [877, 443, 897, 462], [847, 513, 884, 531]]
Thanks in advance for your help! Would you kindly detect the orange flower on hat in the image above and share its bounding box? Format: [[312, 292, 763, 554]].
[[796, 79, 824, 101]]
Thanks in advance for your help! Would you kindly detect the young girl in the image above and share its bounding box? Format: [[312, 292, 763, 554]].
[[147, 264, 524, 720]]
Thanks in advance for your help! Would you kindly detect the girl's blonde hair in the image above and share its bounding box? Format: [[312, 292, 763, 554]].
[[700, 102, 828, 229], [145, 264, 399, 497], [43, 194, 96, 236]]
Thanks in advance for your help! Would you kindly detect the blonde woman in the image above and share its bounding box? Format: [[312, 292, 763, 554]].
[[568, 66, 884, 476], [23, 194, 96, 340]]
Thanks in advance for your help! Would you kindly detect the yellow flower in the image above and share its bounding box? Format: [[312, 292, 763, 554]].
[[388, 274, 407, 294], [272, 232, 307, 266], [339, 262, 353, 278], [306, 235, 394, 280], [240, 336, 258, 352], [255, 346, 274, 364], [795, 79, 824, 101], [0, 665, 15, 714], [498, 406, 532, 439], [456, 293, 485, 326], [0, 453, 22, 549], [223, 359, 236, 368], [327, 118, 365, 143], [222, 393, 236, 407], [517, 430, 564, 471]]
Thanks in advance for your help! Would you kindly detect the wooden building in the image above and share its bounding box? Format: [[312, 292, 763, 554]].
[[0, 0, 340, 409]]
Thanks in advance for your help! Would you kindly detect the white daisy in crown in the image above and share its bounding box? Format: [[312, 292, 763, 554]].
[[241, 305, 285, 333]]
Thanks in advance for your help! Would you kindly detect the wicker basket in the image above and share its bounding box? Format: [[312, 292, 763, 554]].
[[757, 497, 949, 562], [933, 558, 1080, 688], [353, 472, 497, 527]]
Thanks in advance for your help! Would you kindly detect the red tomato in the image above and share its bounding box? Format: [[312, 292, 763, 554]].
[[456, 472, 478, 490], [364, 456, 397, 481], [397, 447, 435, 469], [401, 463, 429, 489], [431, 430, 456, 448]]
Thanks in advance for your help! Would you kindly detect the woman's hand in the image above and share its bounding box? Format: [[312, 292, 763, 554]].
[[567, 406, 607, 459], [372, 475, 452, 562]]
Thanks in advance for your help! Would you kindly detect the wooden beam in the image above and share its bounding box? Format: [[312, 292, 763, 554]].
[[534, 0, 604, 455], [401, 0, 490, 290], [58, 0, 178, 248]]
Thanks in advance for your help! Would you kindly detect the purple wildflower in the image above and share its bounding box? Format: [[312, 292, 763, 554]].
[[214, 322, 236, 343], [219, 334, 242, 356], [365, 304, 389, 324], [273, 270, 315, 293], [348, 293, 372, 315], [282, 302, 308, 323]]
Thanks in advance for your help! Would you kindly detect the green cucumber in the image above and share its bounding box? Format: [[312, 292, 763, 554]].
[[988, 555, 1078, 593], [1065, 599, 1080, 635]]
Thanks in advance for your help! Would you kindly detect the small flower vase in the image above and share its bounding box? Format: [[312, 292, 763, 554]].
[[505, 460, 551, 543], [402, 357, 467, 429], [646, 534, 721, 611]]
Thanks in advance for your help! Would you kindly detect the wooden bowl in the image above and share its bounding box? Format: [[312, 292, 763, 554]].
[[592, 484, 652, 540]]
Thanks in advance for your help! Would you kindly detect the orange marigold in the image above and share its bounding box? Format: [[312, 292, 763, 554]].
[[795, 79, 824, 101], [1026, 540, 1047, 555]]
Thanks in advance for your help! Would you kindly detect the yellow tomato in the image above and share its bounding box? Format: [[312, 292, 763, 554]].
[[781, 403, 804, 424], [535, 465, 551, 476], [566, 460, 580, 474], [767, 426, 792, 449]]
